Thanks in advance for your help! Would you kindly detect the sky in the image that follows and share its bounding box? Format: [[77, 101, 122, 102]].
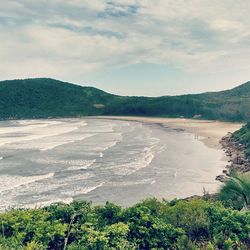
[[0, 0, 250, 96]]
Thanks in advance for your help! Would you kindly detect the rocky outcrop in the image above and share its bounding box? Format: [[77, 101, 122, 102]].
[[219, 133, 250, 180], [215, 174, 228, 183]]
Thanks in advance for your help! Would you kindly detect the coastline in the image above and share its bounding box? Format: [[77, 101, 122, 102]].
[[93, 116, 242, 150], [91, 116, 244, 182]]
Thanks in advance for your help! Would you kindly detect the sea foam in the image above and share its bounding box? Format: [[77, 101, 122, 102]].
[[64, 182, 105, 196], [109, 146, 155, 176], [22, 197, 74, 210], [0, 173, 54, 193], [39, 133, 95, 151], [67, 159, 96, 171], [0, 120, 88, 148]]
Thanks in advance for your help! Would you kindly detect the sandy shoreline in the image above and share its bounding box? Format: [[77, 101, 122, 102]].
[[90, 116, 244, 186], [92, 116, 243, 150]]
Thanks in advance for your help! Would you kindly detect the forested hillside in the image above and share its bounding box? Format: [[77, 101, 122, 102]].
[[0, 78, 113, 119], [1, 78, 250, 121]]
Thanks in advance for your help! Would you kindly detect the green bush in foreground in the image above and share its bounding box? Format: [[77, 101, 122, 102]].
[[0, 199, 249, 249], [219, 172, 250, 210]]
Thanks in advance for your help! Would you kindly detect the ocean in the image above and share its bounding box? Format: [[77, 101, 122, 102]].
[[0, 118, 225, 211]]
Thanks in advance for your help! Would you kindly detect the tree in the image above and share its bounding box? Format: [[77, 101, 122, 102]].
[[219, 172, 250, 210]]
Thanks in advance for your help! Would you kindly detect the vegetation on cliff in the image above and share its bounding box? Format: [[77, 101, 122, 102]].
[[233, 122, 250, 157], [1, 78, 250, 121]]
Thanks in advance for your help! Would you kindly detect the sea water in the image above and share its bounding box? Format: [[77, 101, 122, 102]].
[[0, 118, 225, 211]]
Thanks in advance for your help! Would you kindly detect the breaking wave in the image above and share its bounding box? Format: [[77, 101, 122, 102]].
[[0, 173, 54, 193]]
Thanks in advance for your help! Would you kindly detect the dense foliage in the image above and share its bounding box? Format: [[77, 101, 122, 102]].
[[233, 122, 250, 157], [0, 199, 249, 249], [218, 172, 250, 211], [1, 78, 250, 121]]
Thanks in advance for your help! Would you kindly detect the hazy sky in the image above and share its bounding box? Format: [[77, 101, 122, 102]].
[[1, 1, 250, 96]]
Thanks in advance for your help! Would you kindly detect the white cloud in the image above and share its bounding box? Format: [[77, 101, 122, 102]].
[[0, 0, 249, 90]]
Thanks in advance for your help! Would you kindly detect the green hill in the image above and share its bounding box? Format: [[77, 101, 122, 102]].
[[233, 122, 250, 157], [1, 78, 250, 121], [0, 78, 113, 119]]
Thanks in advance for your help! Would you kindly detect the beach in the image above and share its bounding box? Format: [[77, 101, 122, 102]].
[[96, 116, 243, 150]]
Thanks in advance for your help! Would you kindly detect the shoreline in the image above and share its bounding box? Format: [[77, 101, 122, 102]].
[[92, 116, 242, 149], [91, 116, 244, 182]]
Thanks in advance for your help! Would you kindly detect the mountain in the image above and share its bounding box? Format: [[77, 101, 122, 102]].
[[0, 78, 250, 121]]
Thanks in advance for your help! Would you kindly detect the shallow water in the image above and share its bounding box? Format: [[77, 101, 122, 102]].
[[0, 118, 226, 210]]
